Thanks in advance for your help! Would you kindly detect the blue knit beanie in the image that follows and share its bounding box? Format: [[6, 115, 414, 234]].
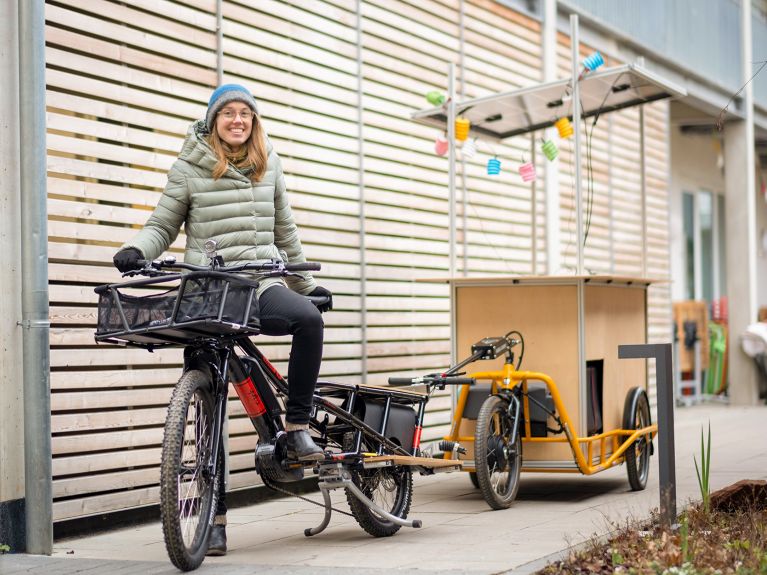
[[205, 84, 259, 132]]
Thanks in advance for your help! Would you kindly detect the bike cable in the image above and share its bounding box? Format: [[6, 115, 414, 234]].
[[260, 473, 356, 518]]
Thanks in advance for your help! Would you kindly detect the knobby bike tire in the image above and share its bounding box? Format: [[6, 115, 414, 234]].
[[474, 394, 522, 510], [160, 369, 219, 571], [343, 434, 413, 537], [623, 387, 651, 491], [469, 471, 480, 488]]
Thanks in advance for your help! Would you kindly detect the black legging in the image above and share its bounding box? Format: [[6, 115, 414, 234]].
[[215, 284, 324, 515]]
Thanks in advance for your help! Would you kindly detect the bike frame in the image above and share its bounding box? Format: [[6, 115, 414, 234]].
[[444, 356, 658, 475]]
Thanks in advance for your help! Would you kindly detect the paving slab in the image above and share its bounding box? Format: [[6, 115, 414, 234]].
[[3, 404, 766, 574]]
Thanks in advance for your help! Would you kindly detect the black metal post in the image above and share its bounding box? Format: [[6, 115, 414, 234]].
[[619, 343, 676, 528]]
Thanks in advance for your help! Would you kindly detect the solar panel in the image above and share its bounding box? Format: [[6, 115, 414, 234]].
[[411, 63, 687, 140]]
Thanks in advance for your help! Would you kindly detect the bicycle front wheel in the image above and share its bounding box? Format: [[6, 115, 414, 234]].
[[160, 369, 219, 571], [474, 394, 522, 510]]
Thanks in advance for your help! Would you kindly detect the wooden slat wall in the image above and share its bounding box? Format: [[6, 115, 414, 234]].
[[45, 0, 670, 521], [46, 0, 217, 522]]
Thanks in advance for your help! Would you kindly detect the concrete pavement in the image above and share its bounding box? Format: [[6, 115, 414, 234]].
[[2, 403, 766, 574]]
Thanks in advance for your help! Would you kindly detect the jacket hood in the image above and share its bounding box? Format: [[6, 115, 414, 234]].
[[177, 120, 273, 174]]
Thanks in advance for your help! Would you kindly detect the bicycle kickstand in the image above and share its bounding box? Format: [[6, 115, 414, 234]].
[[305, 462, 422, 537]]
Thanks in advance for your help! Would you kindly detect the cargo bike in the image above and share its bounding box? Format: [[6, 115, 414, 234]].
[[94, 247, 468, 572], [400, 330, 659, 510]]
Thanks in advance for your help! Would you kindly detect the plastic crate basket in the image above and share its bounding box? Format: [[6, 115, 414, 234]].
[[95, 272, 260, 345]]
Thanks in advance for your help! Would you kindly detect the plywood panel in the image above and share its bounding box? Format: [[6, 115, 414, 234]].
[[455, 284, 579, 461], [584, 285, 647, 436]]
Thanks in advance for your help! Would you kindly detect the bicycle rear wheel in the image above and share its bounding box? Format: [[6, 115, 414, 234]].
[[160, 369, 219, 571], [343, 435, 413, 537]]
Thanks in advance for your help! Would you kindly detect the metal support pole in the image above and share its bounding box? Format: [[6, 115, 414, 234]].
[[215, 0, 223, 85], [459, 0, 467, 277], [447, 63, 457, 277], [619, 343, 677, 528], [640, 107, 647, 277], [356, 0, 368, 384], [19, 0, 52, 555], [531, 132, 538, 274], [570, 14, 584, 276], [543, 0, 560, 274]]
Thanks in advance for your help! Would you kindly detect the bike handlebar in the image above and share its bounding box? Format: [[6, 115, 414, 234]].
[[130, 257, 321, 276], [388, 375, 475, 387]]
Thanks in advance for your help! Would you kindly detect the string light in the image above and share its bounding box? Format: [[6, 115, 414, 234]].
[[541, 139, 559, 161], [426, 91, 446, 106], [461, 138, 477, 159], [582, 51, 604, 72], [455, 117, 470, 141], [555, 117, 574, 139], [519, 160, 537, 182], [434, 135, 448, 156], [487, 157, 501, 175]]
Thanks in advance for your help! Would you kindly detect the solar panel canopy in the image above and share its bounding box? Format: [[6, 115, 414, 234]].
[[411, 64, 687, 140]]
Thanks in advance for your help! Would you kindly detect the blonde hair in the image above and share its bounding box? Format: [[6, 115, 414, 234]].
[[207, 117, 268, 182]]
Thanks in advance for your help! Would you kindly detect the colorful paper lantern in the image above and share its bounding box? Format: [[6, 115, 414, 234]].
[[455, 117, 470, 141], [426, 91, 446, 106], [519, 161, 537, 182], [487, 157, 501, 175], [461, 138, 476, 159], [435, 135, 449, 156], [541, 139, 558, 161], [582, 51, 604, 72], [555, 117, 574, 139]]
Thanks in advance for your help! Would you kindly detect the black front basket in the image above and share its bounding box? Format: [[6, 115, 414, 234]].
[[95, 271, 260, 346]]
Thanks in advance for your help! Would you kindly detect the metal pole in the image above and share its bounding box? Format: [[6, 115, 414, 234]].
[[356, 0, 368, 384], [640, 107, 647, 277], [543, 0, 560, 274], [0, 0, 25, 553], [531, 132, 538, 274], [619, 344, 677, 528], [459, 0, 468, 277], [570, 14, 583, 276], [215, 0, 223, 85], [447, 63, 457, 277], [19, 0, 52, 555]]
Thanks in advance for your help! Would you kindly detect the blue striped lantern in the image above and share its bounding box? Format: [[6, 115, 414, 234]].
[[487, 157, 501, 175], [582, 51, 604, 71]]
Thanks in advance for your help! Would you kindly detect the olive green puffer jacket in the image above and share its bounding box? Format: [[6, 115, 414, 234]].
[[123, 120, 316, 296]]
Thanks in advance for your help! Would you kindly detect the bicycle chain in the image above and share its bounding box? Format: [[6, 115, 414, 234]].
[[260, 471, 356, 518]]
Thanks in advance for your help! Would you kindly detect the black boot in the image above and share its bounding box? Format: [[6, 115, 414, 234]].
[[206, 524, 227, 556], [287, 430, 324, 461]]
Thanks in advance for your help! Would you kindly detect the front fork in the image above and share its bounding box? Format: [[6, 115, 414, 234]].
[[184, 346, 230, 486], [506, 392, 521, 450]]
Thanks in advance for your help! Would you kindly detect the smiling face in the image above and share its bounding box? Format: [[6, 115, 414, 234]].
[[214, 102, 254, 151]]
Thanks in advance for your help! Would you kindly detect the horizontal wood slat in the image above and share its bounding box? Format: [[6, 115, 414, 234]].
[[44, 0, 671, 523]]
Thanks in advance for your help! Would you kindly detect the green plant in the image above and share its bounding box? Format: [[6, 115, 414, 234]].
[[693, 422, 712, 514], [680, 514, 690, 563], [0, 544, 9, 554], [611, 549, 624, 566]]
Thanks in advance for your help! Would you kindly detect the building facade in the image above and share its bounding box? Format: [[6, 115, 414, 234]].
[[1, 0, 763, 549]]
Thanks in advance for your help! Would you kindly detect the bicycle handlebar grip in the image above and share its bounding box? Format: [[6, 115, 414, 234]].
[[136, 259, 149, 267], [286, 262, 321, 271], [443, 377, 475, 386], [387, 377, 415, 386]]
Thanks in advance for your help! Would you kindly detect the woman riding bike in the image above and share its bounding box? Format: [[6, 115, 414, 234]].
[[112, 84, 332, 556]]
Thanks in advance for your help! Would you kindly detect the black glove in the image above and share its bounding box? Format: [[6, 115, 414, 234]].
[[113, 247, 143, 273], [309, 286, 333, 313]]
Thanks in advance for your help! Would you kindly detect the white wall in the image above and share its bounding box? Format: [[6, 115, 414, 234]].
[[757, 167, 767, 310], [669, 127, 726, 302]]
